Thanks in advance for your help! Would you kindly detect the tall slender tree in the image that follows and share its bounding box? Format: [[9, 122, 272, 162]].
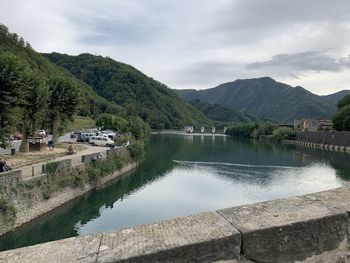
[[0, 52, 26, 146], [48, 76, 79, 143], [19, 74, 49, 152]]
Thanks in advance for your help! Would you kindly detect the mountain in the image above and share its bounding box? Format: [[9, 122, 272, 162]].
[[43, 53, 211, 129], [188, 99, 263, 123], [322, 90, 350, 105], [0, 24, 122, 116], [176, 77, 337, 123]]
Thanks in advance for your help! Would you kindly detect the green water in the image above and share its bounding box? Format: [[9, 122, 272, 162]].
[[1, 134, 350, 251]]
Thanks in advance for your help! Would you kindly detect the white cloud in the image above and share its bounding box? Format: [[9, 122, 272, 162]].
[[1, 0, 350, 94]]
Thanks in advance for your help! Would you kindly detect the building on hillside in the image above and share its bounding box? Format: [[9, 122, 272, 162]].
[[200, 127, 205, 133], [294, 119, 333, 132], [184, 126, 194, 133], [223, 127, 227, 133], [212, 126, 216, 133]]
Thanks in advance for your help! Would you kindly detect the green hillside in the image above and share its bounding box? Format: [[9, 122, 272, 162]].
[[322, 90, 350, 105], [176, 77, 336, 123], [44, 53, 211, 129], [0, 24, 122, 116], [188, 99, 262, 123]]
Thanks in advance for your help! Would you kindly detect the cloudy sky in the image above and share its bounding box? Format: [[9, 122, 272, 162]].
[[1, 0, 350, 95]]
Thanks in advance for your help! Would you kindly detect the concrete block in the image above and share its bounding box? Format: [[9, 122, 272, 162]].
[[305, 187, 350, 214], [32, 164, 43, 177], [21, 167, 32, 179], [97, 211, 241, 263], [0, 234, 102, 263], [217, 196, 348, 263]]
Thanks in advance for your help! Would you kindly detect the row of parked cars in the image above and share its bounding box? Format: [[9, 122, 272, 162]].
[[72, 130, 117, 147]]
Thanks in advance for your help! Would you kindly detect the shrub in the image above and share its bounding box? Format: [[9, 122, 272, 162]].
[[270, 127, 295, 142], [226, 123, 258, 138], [127, 141, 145, 161]]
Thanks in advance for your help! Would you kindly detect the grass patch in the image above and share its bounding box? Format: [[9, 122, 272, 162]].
[[65, 115, 96, 132]]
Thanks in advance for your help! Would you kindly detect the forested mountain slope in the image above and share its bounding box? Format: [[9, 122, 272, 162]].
[[176, 77, 336, 123], [44, 53, 211, 129], [322, 90, 350, 105], [0, 24, 122, 116]]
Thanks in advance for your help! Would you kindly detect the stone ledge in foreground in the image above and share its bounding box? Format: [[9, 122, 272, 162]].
[[0, 234, 102, 263], [97, 211, 241, 263], [217, 195, 348, 263]]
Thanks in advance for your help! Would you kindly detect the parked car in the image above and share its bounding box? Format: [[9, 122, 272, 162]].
[[76, 135, 88, 143], [13, 132, 22, 140], [90, 136, 115, 147], [38, 130, 46, 137], [79, 132, 96, 142]]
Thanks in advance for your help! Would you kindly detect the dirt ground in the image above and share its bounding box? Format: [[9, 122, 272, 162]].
[[2, 143, 88, 168]]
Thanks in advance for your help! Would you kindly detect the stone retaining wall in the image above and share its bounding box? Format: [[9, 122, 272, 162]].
[[285, 139, 350, 152], [296, 131, 350, 147], [1, 186, 350, 262], [0, 147, 138, 237], [0, 170, 22, 185]]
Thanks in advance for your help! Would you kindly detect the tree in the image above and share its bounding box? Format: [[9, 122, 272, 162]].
[[338, 95, 350, 109], [112, 116, 127, 132], [0, 52, 26, 146], [19, 74, 49, 152], [48, 77, 79, 142], [332, 105, 350, 131], [96, 113, 113, 130]]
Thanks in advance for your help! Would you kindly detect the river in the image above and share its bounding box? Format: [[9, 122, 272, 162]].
[[1, 134, 350, 251]]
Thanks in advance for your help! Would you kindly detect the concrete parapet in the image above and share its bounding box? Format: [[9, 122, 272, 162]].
[[3, 186, 350, 262], [217, 196, 348, 263], [0, 234, 102, 263], [71, 156, 83, 167], [98, 211, 241, 263]]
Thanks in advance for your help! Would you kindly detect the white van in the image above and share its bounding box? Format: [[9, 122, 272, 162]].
[[90, 136, 115, 147]]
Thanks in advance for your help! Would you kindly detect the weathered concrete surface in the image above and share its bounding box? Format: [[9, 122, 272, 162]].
[[304, 186, 350, 214], [217, 196, 348, 263], [0, 234, 102, 263], [3, 188, 350, 262], [97, 211, 241, 263]]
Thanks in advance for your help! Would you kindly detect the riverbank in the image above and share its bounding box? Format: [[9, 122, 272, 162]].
[[0, 146, 139, 237], [1, 185, 350, 262]]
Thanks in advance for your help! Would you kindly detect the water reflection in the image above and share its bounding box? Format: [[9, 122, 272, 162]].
[[0, 134, 349, 251]]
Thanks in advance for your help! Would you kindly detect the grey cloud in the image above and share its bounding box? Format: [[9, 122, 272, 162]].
[[247, 51, 350, 76]]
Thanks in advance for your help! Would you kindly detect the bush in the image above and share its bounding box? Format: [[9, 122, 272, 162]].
[[332, 105, 350, 131], [270, 127, 295, 142], [226, 123, 258, 138], [127, 141, 145, 161]]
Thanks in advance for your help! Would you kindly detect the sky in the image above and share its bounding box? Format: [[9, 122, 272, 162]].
[[1, 0, 350, 95]]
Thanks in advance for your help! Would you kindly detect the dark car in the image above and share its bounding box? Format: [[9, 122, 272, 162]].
[[76, 135, 88, 143]]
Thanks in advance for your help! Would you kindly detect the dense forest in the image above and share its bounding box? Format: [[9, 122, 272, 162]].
[[43, 53, 211, 129]]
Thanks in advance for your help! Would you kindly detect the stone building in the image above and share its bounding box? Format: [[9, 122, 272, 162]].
[[294, 119, 333, 132]]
